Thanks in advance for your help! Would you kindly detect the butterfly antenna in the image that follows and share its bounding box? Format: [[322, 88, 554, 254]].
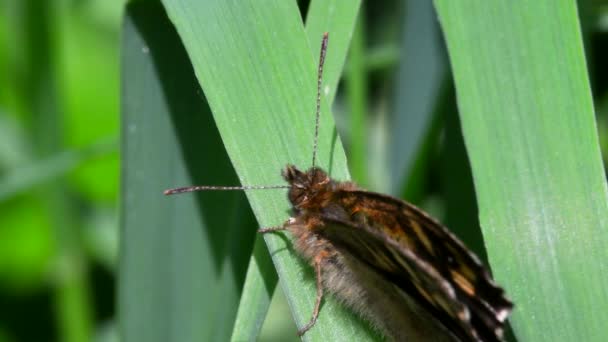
[[311, 32, 329, 169], [164, 184, 289, 196]]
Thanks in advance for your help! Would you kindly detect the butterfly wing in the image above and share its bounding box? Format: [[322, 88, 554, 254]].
[[318, 189, 512, 341]]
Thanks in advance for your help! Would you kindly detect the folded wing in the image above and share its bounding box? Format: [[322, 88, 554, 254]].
[[319, 190, 512, 342]]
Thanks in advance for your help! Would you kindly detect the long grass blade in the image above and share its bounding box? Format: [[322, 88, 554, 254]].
[[434, 1, 608, 340]]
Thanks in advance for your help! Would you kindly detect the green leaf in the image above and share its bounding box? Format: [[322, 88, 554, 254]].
[[0, 138, 116, 202], [441, 91, 488, 262], [156, 0, 377, 340], [434, 1, 608, 340], [305, 0, 362, 104], [229, 235, 277, 342], [391, 0, 447, 197], [231, 1, 363, 339], [345, 15, 369, 186], [11, 1, 94, 341], [120, 3, 256, 341]]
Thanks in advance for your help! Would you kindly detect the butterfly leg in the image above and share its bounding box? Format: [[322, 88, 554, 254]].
[[258, 217, 295, 233], [297, 255, 325, 336], [258, 226, 287, 233]]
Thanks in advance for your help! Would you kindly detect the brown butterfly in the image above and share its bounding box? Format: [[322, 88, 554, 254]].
[[165, 33, 513, 341]]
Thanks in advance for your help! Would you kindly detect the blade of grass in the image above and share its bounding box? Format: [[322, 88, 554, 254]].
[[0, 138, 117, 201], [440, 87, 487, 262], [159, 0, 378, 340], [0, 114, 30, 167], [345, 15, 369, 186], [120, 3, 257, 341], [14, 1, 93, 341], [434, 1, 608, 340], [229, 235, 277, 342], [391, 0, 447, 196], [231, 1, 362, 339], [305, 0, 362, 104]]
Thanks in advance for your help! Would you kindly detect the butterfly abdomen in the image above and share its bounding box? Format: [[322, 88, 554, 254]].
[[287, 213, 457, 341]]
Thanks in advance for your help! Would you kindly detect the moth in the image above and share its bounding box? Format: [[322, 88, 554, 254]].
[[165, 33, 513, 341]]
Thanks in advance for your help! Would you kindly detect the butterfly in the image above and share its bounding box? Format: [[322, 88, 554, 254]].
[[165, 33, 513, 341]]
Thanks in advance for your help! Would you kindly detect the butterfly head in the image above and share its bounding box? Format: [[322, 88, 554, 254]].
[[283, 164, 332, 210]]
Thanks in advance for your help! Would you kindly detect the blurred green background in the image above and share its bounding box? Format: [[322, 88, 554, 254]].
[[1, 0, 608, 341]]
